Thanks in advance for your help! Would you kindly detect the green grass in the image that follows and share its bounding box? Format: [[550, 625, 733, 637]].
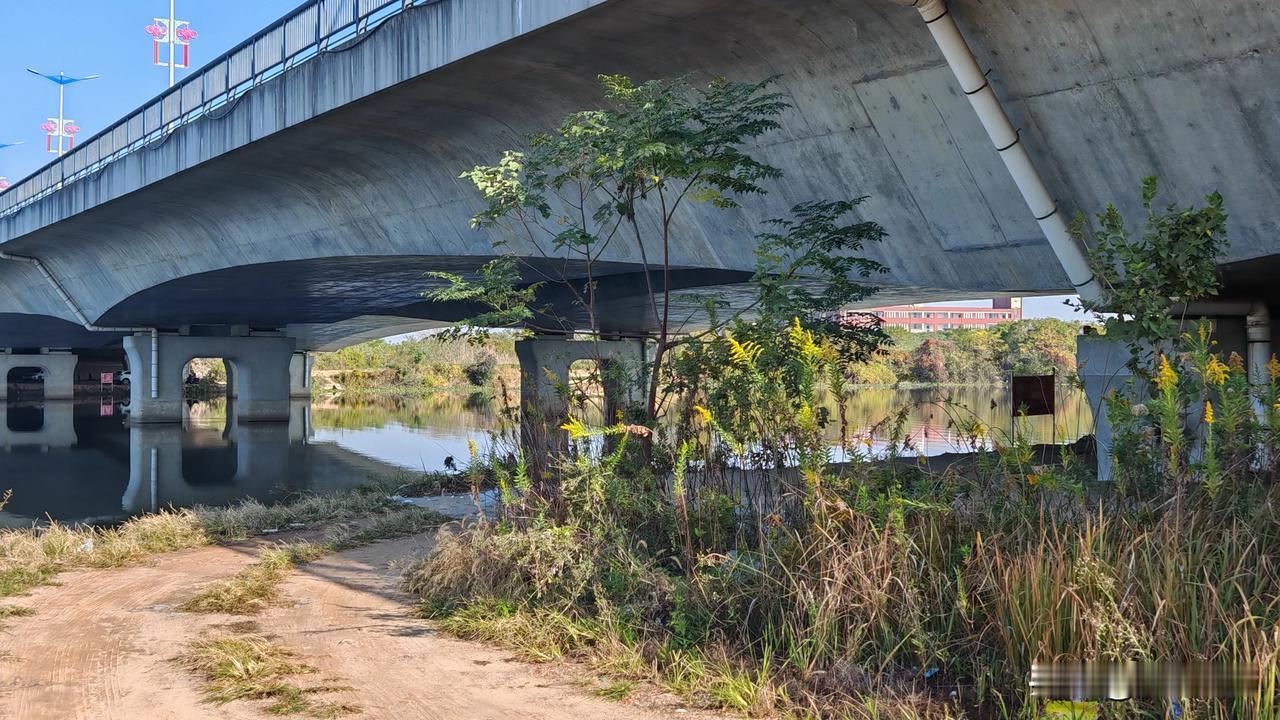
[[181, 633, 359, 718], [593, 678, 638, 701]]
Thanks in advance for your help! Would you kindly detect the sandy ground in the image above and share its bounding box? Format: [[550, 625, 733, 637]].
[[0, 535, 705, 720]]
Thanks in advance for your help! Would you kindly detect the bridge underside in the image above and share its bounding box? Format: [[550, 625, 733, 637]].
[[0, 0, 1274, 364]]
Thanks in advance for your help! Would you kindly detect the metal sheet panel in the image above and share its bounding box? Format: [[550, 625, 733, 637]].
[[203, 59, 229, 98], [111, 125, 129, 158], [68, 145, 87, 175], [162, 90, 183, 124], [127, 114, 146, 145], [359, 0, 397, 17], [285, 6, 320, 56], [255, 26, 285, 69], [228, 45, 255, 87], [143, 102, 164, 135], [181, 77, 204, 114], [321, 0, 358, 36]]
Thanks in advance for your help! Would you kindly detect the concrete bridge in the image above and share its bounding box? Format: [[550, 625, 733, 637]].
[[0, 0, 1277, 424]]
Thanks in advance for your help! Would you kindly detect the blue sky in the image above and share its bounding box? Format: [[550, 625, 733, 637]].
[[0, 2, 1083, 322], [0, 1, 298, 184]]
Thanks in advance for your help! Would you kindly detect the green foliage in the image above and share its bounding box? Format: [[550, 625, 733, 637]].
[[311, 335, 516, 394], [449, 74, 894, 424], [1076, 175, 1228, 368], [463, 348, 499, 387], [751, 199, 889, 361], [424, 257, 542, 342], [848, 319, 1083, 387]]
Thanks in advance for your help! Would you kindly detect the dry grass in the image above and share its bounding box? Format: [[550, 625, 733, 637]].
[[0, 486, 437, 600], [180, 544, 327, 615], [0, 511, 209, 597], [183, 507, 447, 615], [181, 632, 358, 717]]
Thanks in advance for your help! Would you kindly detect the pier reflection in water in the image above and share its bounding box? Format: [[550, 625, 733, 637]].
[[0, 387, 1091, 526], [0, 396, 500, 526]]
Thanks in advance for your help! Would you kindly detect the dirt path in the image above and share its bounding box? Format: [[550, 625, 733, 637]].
[[0, 536, 702, 720]]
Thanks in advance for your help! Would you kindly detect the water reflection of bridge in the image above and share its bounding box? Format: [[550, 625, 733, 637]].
[[0, 400, 406, 526]]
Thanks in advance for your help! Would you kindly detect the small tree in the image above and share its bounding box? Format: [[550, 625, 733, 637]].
[[1075, 176, 1227, 371], [911, 338, 951, 385], [438, 75, 889, 427]]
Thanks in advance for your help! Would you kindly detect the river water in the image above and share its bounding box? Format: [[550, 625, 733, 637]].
[[0, 387, 1091, 525]]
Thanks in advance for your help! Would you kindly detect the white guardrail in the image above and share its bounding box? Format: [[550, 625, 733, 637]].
[[0, 0, 439, 220]]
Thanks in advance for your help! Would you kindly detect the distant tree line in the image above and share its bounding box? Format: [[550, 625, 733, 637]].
[[850, 318, 1082, 386]]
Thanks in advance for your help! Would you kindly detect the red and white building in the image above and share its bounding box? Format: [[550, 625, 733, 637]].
[[842, 298, 1022, 333]]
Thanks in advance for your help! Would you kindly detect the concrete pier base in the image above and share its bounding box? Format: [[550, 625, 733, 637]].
[[515, 337, 646, 466], [1076, 333, 1138, 482], [0, 351, 77, 401], [122, 333, 297, 423]]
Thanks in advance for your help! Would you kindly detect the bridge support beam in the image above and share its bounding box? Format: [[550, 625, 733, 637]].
[[123, 333, 297, 424], [515, 337, 647, 469], [289, 352, 313, 398], [0, 351, 77, 401]]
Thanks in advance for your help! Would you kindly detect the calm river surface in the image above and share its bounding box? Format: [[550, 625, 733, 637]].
[[0, 387, 1091, 525]]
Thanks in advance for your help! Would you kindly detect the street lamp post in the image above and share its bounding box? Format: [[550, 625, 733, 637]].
[[145, 1, 198, 88], [27, 70, 98, 157], [0, 141, 23, 191]]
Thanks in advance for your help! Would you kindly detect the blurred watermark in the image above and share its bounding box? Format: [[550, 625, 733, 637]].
[[1030, 662, 1259, 701]]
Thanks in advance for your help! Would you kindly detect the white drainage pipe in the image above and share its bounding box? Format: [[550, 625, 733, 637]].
[[885, 0, 1101, 301], [0, 249, 160, 399]]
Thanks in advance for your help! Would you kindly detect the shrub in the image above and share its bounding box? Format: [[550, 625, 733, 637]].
[[464, 349, 499, 387]]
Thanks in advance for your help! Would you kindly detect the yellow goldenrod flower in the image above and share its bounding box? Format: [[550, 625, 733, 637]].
[[1155, 355, 1178, 394], [789, 317, 821, 360], [559, 416, 591, 439], [1269, 354, 1280, 381], [726, 335, 762, 366], [1205, 356, 1229, 386], [1203, 400, 1215, 425], [693, 405, 713, 424], [1027, 474, 1038, 486], [466, 438, 478, 459]]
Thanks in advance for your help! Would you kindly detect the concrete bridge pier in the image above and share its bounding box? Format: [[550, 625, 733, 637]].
[[1076, 333, 1137, 483], [0, 351, 77, 401], [515, 337, 647, 466], [122, 333, 297, 424], [289, 353, 313, 398]]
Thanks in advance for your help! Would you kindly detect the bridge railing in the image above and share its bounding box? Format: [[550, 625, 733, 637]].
[[0, 0, 440, 220]]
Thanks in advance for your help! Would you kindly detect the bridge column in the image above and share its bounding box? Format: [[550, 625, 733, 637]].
[[123, 333, 296, 424], [515, 337, 646, 469], [289, 352, 313, 398], [0, 350, 78, 401], [1076, 332, 1138, 483]]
